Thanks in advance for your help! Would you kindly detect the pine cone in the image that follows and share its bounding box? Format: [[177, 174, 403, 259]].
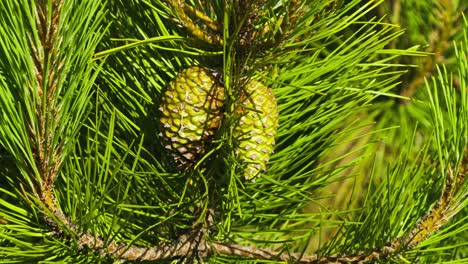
[[159, 66, 225, 169], [233, 80, 279, 180]]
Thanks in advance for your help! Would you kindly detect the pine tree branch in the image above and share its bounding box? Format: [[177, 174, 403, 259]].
[[1, 0, 466, 262], [73, 224, 401, 263], [399, 0, 462, 101], [27, 0, 70, 230], [31, 0, 64, 183], [0, 0, 103, 240], [76, 222, 396, 263], [401, 154, 467, 248], [35, 12, 468, 264]]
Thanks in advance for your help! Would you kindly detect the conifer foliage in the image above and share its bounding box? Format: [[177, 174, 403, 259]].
[[0, 0, 467, 263]]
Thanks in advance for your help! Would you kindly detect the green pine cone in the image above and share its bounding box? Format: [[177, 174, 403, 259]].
[[234, 80, 279, 180], [159, 66, 225, 169]]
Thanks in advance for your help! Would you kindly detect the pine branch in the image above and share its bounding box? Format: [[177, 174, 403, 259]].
[[26, 0, 85, 233], [1, 0, 467, 263], [53, 67, 468, 261], [399, 0, 463, 100], [75, 219, 398, 263], [0, 0, 106, 248], [32, 0, 65, 193], [402, 161, 467, 248], [54, 148, 466, 263]]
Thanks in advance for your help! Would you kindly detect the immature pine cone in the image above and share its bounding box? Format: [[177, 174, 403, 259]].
[[159, 67, 225, 169], [233, 80, 279, 180]]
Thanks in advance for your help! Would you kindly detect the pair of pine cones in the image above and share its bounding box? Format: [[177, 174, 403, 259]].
[[159, 67, 279, 180]]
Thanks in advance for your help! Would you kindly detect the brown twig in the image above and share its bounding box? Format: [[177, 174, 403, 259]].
[[75, 229, 400, 263], [79, 227, 208, 261], [77, 229, 355, 263]]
